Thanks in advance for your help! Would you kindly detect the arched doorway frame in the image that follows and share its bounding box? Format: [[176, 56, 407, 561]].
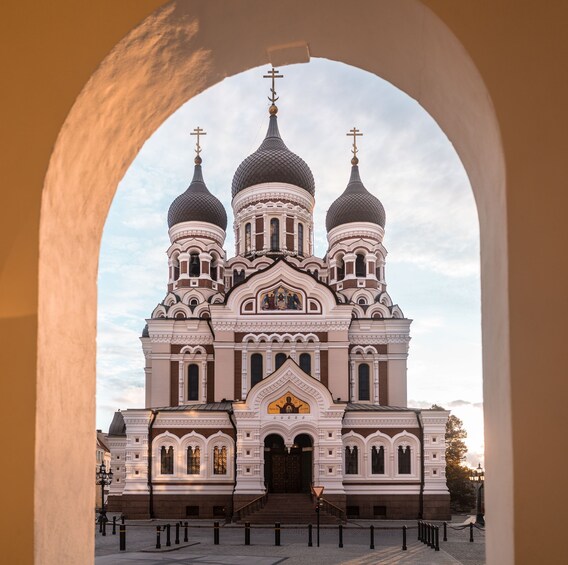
[[37, 1, 509, 563]]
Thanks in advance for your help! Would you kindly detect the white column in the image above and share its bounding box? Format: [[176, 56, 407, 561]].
[[201, 360, 207, 403], [349, 360, 355, 401], [241, 349, 248, 399], [290, 345, 297, 362], [374, 359, 379, 403], [315, 346, 321, 381], [263, 213, 268, 250], [178, 361, 184, 404], [251, 216, 256, 252], [266, 346, 272, 375]]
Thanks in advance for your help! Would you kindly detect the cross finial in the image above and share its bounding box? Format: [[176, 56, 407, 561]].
[[346, 127, 363, 164], [190, 126, 207, 164], [263, 67, 284, 114]]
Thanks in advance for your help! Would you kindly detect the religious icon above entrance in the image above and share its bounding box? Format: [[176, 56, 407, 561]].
[[268, 392, 310, 414], [260, 285, 303, 311]]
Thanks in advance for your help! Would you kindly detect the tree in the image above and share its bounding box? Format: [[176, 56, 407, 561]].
[[432, 404, 476, 511]]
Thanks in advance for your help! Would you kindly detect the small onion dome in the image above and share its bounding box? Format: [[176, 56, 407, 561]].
[[326, 164, 386, 231], [108, 411, 126, 437], [141, 324, 149, 338], [231, 114, 315, 198], [167, 159, 228, 230]]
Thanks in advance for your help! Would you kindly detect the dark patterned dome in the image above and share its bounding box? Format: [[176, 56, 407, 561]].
[[231, 114, 315, 198], [326, 165, 386, 231], [168, 161, 228, 230]]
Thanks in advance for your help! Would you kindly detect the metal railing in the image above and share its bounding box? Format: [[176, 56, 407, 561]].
[[318, 497, 347, 523], [232, 492, 268, 521]]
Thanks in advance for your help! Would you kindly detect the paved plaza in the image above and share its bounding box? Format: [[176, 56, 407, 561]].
[[95, 514, 485, 565]]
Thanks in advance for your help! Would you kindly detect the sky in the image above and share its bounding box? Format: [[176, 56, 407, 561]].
[[97, 59, 484, 466]]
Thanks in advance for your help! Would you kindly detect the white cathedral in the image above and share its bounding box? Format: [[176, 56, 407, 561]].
[[106, 70, 450, 522]]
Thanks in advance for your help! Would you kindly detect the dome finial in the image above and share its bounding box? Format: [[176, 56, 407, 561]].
[[346, 126, 363, 165], [263, 67, 284, 115], [190, 126, 206, 165]]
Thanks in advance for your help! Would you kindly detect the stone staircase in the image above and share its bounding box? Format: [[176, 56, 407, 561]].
[[236, 493, 343, 524]]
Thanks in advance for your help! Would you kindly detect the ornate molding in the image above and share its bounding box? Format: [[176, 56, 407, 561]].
[[349, 333, 410, 344], [150, 334, 214, 344], [212, 320, 352, 332]]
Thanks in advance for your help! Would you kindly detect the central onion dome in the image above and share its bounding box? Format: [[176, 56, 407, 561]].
[[231, 114, 315, 198], [326, 162, 386, 231], [168, 157, 228, 230]]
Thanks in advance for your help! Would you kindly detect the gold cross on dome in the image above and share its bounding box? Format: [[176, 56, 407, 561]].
[[263, 67, 284, 105], [346, 127, 363, 158], [190, 126, 207, 156]]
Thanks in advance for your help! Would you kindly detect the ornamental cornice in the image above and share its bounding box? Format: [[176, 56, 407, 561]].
[[155, 418, 230, 428], [211, 320, 352, 332], [349, 333, 411, 344], [343, 417, 418, 427], [150, 334, 214, 344], [232, 184, 314, 213]]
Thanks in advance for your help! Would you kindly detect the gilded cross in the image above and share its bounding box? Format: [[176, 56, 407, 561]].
[[346, 127, 363, 158], [263, 67, 284, 105], [190, 126, 207, 157]]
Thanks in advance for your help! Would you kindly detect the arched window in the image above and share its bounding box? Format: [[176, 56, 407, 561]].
[[213, 446, 227, 475], [188, 364, 199, 401], [398, 445, 411, 474], [358, 297, 367, 305], [345, 446, 358, 474], [358, 363, 370, 401], [250, 353, 263, 388], [172, 255, 180, 281], [187, 446, 200, 475], [210, 254, 218, 282], [244, 223, 251, 255], [355, 253, 366, 277], [298, 223, 304, 256], [337, 255, 345, 281], [313, 269, 319, 280], [299, 353, 311, 375], [371, 446, 385, 474], [161, 446, 174, 474], [189, 252, 200, 277], [233, 269, 245, 284], [275, 352, 287, 370], [270, 218, 280, 251]]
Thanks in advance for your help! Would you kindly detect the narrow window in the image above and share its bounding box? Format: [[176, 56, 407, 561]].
[[358, 363, 370, 401], [189, 253, 200, 277], [188, 364, 199, 401], [173, 258, 180, 281], [270, 218, 280, 251], [398, 445, 411, 474], [187, 446, 200, 475], [210, 255, 218, 282], [275, 352, 287, 370], [161, 446, 174, 475], [213, 446, 227, 475], [250, 353, 263, 388], [245, 223, 251, 255], [345, 446, 358, 474], [337, 256, 345, 281], [355, 253, 366, 277], [299, 353, 311, 375], [298, 223, 304, 256], [371, 446, 385, 474]]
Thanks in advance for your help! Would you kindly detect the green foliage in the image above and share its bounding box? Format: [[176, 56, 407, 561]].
[[432, 404, 476, 511]]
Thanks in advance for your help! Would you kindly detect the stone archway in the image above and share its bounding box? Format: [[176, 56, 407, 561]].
[[37, 2, 509, 563]]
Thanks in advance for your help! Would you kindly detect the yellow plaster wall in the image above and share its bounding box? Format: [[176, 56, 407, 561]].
[[1, 1, 567, 563]]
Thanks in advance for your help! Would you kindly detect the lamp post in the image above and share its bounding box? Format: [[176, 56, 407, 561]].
[[96, 462, 114, 534], [311, 485, 324, 547], [469, 462, 485, 526]]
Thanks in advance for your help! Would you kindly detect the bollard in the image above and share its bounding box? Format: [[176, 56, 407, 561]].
[[175, 522, 180, 545], [184, 521, 188, 543], [119, 523, 126, 552], [435, 526, 440, 551], [245, 522, 251, 546], [275, 522, 281, 546], [338, 524, 343, 548], [417, 521, 421, 541], [121, 516, 125, 525], [443, 521, 447, 542], [308, 523, 313, 547], [427, 523, 431, 548], [370, 525, 375, 550], [102, 517, 107, 537], [214, 521, 220, 545], [469, 523, 474, 543], [166, 523, 171, 547], [156, 526, 161, 550], [112, 516, 117, 535], [402, 525, 407, 551]]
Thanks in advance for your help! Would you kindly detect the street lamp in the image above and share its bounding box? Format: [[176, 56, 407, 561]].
[[469, 462, 485, 526], [96, 462, 114, 534], [311, 485, 325, 547]]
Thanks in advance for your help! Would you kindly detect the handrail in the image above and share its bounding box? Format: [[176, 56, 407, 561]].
[[233, 493, 267, 521], [319, 497, 347, 523]]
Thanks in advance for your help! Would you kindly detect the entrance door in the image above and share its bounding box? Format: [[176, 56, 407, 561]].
[[264, 433, 312, 493], [271, 452, 302, 493]]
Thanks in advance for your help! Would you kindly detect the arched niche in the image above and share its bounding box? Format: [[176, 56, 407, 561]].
[[37, 1, 508, 563]]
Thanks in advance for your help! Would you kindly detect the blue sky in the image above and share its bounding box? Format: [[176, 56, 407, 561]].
[[97, 59, 484, 466]]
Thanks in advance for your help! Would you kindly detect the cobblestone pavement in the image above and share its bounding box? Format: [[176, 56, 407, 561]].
[[95, 514, 485, 565]]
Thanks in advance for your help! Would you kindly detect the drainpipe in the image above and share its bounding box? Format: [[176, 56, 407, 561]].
[[227, 407, 238, 520], [148, 409, 158, 519], [416, 410, 424, 519]]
